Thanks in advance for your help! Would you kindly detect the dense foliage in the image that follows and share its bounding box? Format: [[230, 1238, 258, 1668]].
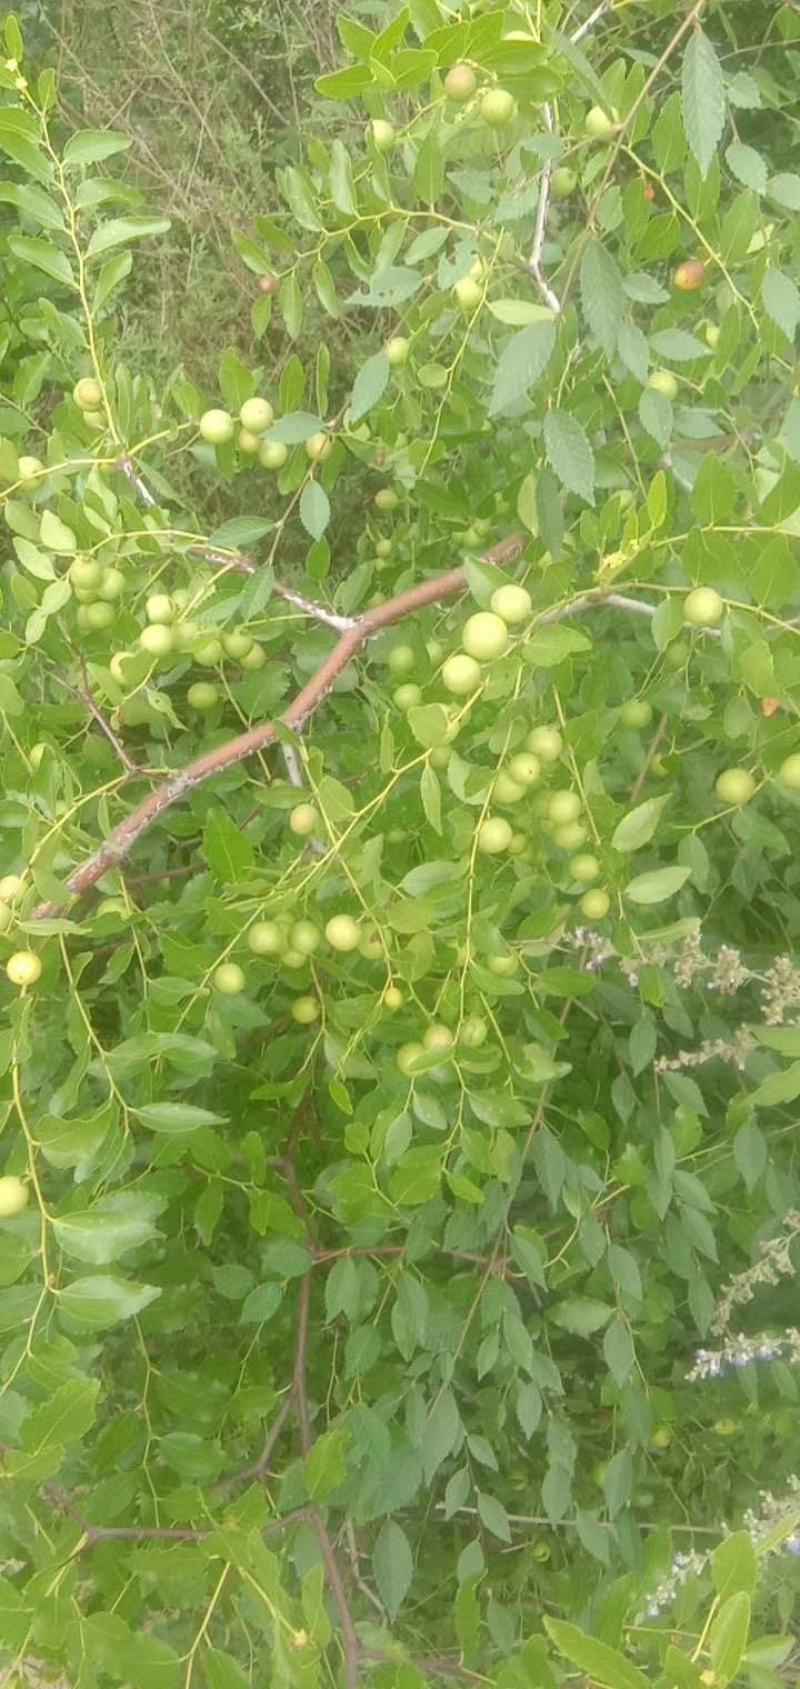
[[0, 2, 799, 1685]]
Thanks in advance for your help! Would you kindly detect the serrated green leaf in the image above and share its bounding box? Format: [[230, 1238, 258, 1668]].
[[682, 30, 725, 179], [612, 795, 671, 853], [372, 1520, 414, 1617], [625, 864, 690, 905], [351, 350, 390, 423], [580, 240, 624, 358], [488, 321, 555, 417], [543, 410, 595, 505], [300, 480, 331, 541]]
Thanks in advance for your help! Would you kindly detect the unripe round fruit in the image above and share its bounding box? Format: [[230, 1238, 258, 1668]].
[[80, 601, 115, 632], [388, 644, 415, 676], [527, 725, 562, 762], [325, 914, 361, 952], [289, 804, 319, 838], [647, 369, 678, 401], [18, 455, 44, 489], [0, 1176, 28, 1217], [705, 323, 721, 349], [370, 119, 395, 152], [443, 653, 481, 695], [488, 952, 518, 976], [473, 517, 492, 537], [376, 539, 392, 559], [554, 821, 587, 850], [778, 754, 800, 792], [396, 1042, 423, 1074], [175, 622, 200, 652], [423, 1023, 454, 1052], [374, 488, 398, 511], [139, 624, 174, 659], [444, 63, 476, 102], [548, 789, 581, 825], [650, 1425, 672, 1449], [664, 638, 689, 670], [478, 816, 513, 855], [674, 259, 708, 293], [685, 586, 724, 628], [291, 920, 321, 956], [580, 888, 610, 919], [508, 832, 529, 857], [73, 377, 103, 410], [239, 643, 266, 671], [508, 752, 540, 787], [69, 556, 103, 592], [461, 1015, 488, 1048], [187, 682, 219, 711], [30, 743, 47, 771], [480, 88, 516, 127], [620, 699, 653, 729], [194, 637, 223, 668], [146, 593, 174, 625], [239, 397, 274, 434], [248, 921, 285, 957], [6, 950, 41, 988], [715, 767, 756, 806], [109, 651, 136, 686], [305, 432, 333, 462], [570, 854, 600, 883], [650, 757, 669, 780], [0, 875, 22, 900], [259, 440, 289, 470], [551, 166, 578, 199], [385, 337, 410, 367], [213, 962, 246, 995], [222, 629, 254, 660], [430, 745, 451, 770], [494, 771, 526, 804], [454, 276, 483, 312], [97, 567, 125, 602], [490, 583, 531, 626], [585, 105, 614, 138], [393, 683, 422, 711], [238, 429, 260, 455], [199, 408, 234, 445], [292, 995, 320, 1024], [462, 611, 509, 662]]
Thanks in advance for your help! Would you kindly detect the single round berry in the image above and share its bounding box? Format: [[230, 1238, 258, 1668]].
[[383, 985, 404, 1010], [139, 624, 175, 659], [444, 63, 476, 102], [385, 337, 410, 367], [239, 429, 260, 455], [73, 377, 103, 410], [213, 962, 246, 995], [79, 601, 115, 632], [325, 914, 361, 952], [388, 644, 415, 676], [0, 875, 22, 901], [778, 754, 800, 792], [481, 88, 517, 127], [0, 1176, 28, 1217], [187, 682, 219, 711], [370, 119, 395, 152], [685, 586, 724, 628], [584, 105, 615, 138], [393, 683, 422, 711], [570, 854, 600, 883], [453, 276, 482, 312], [146, 594, 174, 625], [239, 397, 274, 434], [194, 637, 223, 668], [493, 771, 526, 805], [6, 950, 42, 988], [487, 952, 518, 975], [289, 804, 319, 838], [222, 629, 254, 660], [715, 767, 756, 806], [551, 166, 578, 198], [647, 369, 678, 401], [291, 920, 321, 956], [490, 583, 531, 626], [508, 752, 540, 787], [554, 822, 587, 851], [97, 567, 125, 601], [239, 643, 266, 670], [374, 488, 398, 511], [291, 995, 320, 1024], [199, 408, 235, 445], [462, 611, 509, 662], [548, 789, 581, 825], [527, 725, 562, 762], [460, 1015, 488, 1048], [69, 556, 103, 592], [478, 816, 513, 855], [259, 440, 289, 470], [306, 432, 333, 462], [18, 455, 44, 489], [376, 539, 393, 559], [423, 1023, 454, 1052], [580, 888, 610, 919], [248, 921, 286, 956], [674, 259, 708, 293], [620, 699, 653, 729], [442, 653, 481, 695], [396, 1042, 424, 1074]]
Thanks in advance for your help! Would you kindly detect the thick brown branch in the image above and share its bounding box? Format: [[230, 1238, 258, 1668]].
[[34, 535, 525, 915]]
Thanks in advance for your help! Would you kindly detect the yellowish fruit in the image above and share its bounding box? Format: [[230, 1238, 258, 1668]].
[[444, 63, 476, 102], [494, 771, 526, 804], [527, 725, 562, 762], [306, 432, 333, 462], [454, 276, 483, 312], [289, 804, 319, 838], [146, 594, 174, 625], [584, 106, 615, 138], [396, 1042, 424, 1074], [490, 583, 531, 625], [291, 996, 320, 1024], [478, 816, 512, 855], [480, 88, 517, 127], [73, 377, 103, 410], [647, 369, 678, 401], [0, 1176, 28, 1217], [715, 768, 755, 806], [462, 611, 509, 662], [685, 586, 724, 627], [6, 950, 41, 988], [423, 1023, 454, 1051], [259, 440, 289, 470], [325, 914, 361, 952], [239, 397, 274, 434], [778, 754, 800, 792], [508, 752, 540, 787], [548, 790, 581, 825], [199, 408, 234, 445], [580, 888, 610, 919], [570, 854, 600, 883], [383, 985, 404, 1010], [0, 875, 22, 901], [442, 654, 481, 695], [248, 921, 286, 956], [385, 337, 410, 367], [17, 455, 44, 489], [370, 119, 395, 152], [213, 962, 246, 995]]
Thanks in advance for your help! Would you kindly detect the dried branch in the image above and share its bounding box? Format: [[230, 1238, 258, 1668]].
[[526, 105, 561, 314]]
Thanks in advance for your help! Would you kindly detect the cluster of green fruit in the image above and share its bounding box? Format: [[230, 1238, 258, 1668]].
[[197, 396, 331, 471]]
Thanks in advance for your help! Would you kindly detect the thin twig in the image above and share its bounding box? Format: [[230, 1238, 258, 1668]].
[[65, 661, 142, 776], [629, 711, 669, 803], [526, 104, 561, 313], [570, 0, 612, 44]]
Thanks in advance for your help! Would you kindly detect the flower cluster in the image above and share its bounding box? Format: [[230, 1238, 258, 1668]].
[[712, 1212, 800, 1337], [639, 1477, 800, 1622], [761, 955, 800, 1024], [656, 1031, 755, 1075], [687, 1328, 800, 1382]]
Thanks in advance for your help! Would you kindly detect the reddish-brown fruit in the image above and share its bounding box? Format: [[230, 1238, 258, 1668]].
[[761, 698, 781, 718], [258, 273, 278, 294], [674, 259, 709, 292], [642, 182, 656, 202]]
